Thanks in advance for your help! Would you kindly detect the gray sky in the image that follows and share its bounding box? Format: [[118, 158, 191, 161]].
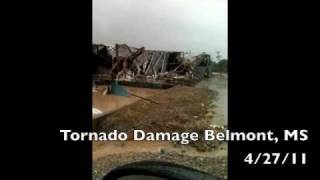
[[93, 0, 228, 59]]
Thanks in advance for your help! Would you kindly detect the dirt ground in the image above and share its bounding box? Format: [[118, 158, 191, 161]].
[[93, 141, 227, 180], [95, 85, 217, 134], [92, 82, 227, 180], [93, 86, 163, 115]]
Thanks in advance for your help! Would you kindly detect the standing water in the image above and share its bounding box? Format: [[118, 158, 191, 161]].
[[196, 73, 228, 126]]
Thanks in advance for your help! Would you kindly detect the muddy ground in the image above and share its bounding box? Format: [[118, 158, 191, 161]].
[[93, 77, 228, 180], [93, 86, 163, 115], [96, 85, 217, 134]]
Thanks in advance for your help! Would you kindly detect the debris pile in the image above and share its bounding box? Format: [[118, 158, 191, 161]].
[[93, 44, 212, 87]]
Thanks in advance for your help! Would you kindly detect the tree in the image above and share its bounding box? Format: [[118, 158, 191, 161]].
[[212, 59, 228, 73]]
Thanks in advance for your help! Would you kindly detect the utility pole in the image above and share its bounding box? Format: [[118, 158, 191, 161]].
[[216, 51, 222, 75], [216, 51, 222, 62]]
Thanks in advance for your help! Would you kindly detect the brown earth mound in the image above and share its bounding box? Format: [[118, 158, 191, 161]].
[[96, 86, 217, 135]]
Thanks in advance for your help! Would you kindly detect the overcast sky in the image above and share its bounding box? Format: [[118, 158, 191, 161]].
[[93, 0, 228, 59]]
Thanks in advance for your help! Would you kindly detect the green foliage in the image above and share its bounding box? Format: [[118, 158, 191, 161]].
[[211, 59, 228, 73]]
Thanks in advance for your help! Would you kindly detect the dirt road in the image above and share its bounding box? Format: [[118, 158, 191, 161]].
[[92, 76, 228, 180]]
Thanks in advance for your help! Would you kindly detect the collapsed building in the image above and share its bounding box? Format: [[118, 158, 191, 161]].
[[93, 44, 212, 87]]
